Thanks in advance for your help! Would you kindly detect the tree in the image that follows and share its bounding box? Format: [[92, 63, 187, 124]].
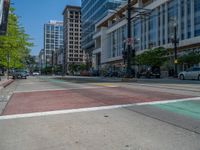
[[25, 55, 36, 73], [0, 7, 33, 70], [78, 63, 87, 71], [135, 47, 167, 67], [68, 63, 78, 75], [68, 63, 87, 75], [178, 52, 200, 65]]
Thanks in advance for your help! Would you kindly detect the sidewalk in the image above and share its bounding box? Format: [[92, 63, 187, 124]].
[[0, 76, 14, 90], [50, 75, 200, 85]]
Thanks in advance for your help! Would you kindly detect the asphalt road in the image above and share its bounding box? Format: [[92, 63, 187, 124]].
[[0, 76, 200, 150]]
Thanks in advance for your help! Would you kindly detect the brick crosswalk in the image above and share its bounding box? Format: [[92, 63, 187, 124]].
[[2, 87, 192, 115]]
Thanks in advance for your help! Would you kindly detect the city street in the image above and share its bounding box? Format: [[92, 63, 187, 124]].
[[0, 76, 200, 150], [1, 0, 200, 149]]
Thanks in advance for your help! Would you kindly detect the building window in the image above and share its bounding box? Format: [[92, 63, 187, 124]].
[[194, 0, 200, 36]]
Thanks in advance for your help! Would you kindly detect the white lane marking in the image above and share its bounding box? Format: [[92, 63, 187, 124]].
[[13, 86, 109, 93], [14, 88, 67, 93], [0, 97, 200, 120], [133, 83, 200, 92]]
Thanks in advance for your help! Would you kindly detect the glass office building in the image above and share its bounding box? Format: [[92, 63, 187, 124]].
[[81, 0, 126, 54], [43, 21, 63, 67], [93, 0, 200, 71]]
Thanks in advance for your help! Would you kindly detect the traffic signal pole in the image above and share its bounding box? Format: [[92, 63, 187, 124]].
[[126, 0, 132, 77], [124, 0, 151, 78], [174, 26, 178, 77]]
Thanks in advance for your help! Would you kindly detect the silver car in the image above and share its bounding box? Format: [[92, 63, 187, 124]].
[[178, 67, 200, 80]]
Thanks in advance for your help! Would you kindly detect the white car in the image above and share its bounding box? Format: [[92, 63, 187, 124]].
[[32, 72, 40, 76], [178, 67, 200, 80]]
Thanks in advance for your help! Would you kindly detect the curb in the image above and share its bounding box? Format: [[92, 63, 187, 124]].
[[0, 79, 14, 89], [121, 78, 138, 82]]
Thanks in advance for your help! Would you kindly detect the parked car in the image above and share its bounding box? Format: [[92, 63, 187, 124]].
[[12, 70, 27, 79], [137, 66, 160, 78], [25, 71, 29, 76], [178, 67, 200, 80], [103, 70, 118, 77], [90, 69, 100, 76], [32, 72, 40, 76]]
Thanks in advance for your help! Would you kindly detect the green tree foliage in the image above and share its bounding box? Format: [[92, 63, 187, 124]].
[[178, 52, 200, 65], [78, 63, 87, 71], [0, 8, 33, 69], [135, 47, 167, 67], [68, 63, 87, 75], [25, 55, 36, 72], [68, 63, 78, 74]]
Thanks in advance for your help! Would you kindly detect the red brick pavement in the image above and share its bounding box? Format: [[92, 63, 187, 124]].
[[2, 87, 192, 115]]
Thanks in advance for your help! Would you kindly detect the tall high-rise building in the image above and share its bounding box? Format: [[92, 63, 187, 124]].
[[81, 0, 126, 60], [43, 20, 63, 67], [63, 5, 83, 73]]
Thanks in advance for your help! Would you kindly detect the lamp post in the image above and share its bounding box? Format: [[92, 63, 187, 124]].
[[6, 50, 10, 79], [126, 0, 132, 77], [62, 47, 66, 76], [51, 50, 54, 75], [171, 22, 179, 77]]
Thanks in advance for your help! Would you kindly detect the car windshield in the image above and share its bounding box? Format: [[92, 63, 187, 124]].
[[193, 68, 200, 71], [186, 68, 193, 71]]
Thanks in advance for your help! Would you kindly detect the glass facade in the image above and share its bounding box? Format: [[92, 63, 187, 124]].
[[44, 21, 63, 65], [194, 0, 200, 36], [81, 0, 126, 51], [108, 25, 126, 58], [100, 0, 200, 61]]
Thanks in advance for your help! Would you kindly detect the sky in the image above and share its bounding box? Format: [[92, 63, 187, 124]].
[[12, 0, 81, 55]]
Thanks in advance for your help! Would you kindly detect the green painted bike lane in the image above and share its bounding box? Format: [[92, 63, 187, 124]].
[[152, 100, 200, 120]]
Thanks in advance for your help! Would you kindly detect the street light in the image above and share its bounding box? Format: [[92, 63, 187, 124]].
[[51, 50, 54, 75], [170, 21, 179, 77]]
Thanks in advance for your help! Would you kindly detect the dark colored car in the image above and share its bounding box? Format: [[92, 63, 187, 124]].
[[12, 70, 27, 79], [137, 66, 160, 78], [103, 70, 118, 77], [91, 70, 100, 76]]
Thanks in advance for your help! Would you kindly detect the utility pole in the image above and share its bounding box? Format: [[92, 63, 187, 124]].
[[62, 48, 66, 76], [51, 50, 54, 75], [173, 25, 178, 77], [45, 55, 47, 75], [126, 0, 132, 77], [171, 22, 179, 77], [123, 0, 151, 77], [6, 51, 10, 79]]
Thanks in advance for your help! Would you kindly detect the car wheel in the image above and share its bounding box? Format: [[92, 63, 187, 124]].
[[180, 74, 184, 80]]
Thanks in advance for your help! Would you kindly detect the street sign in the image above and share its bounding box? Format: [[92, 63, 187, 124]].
[[0, 0, 10, 35], [126, 38, 133, 45], [0, 0, 3, 25]]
